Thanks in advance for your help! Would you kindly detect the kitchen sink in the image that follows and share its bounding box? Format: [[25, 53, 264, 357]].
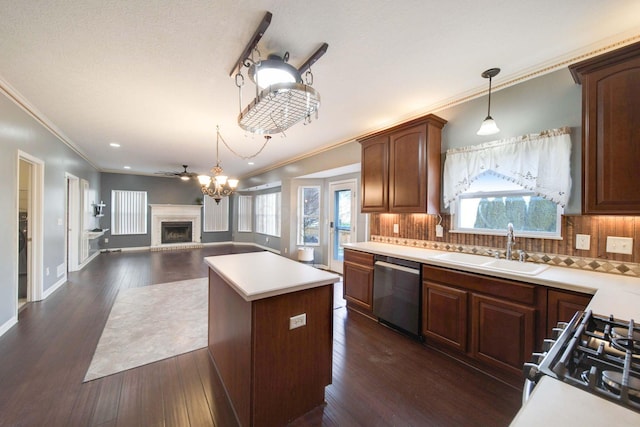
[[432, 252, 549, 276], [432, 252, 493, 267], [484, 258, 549, 276]]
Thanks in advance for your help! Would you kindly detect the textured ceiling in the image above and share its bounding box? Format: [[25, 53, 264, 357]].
[[1, 0, 639, 181]]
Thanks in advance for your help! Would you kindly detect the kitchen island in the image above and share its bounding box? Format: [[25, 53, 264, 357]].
[[204, 251, 340, 427]]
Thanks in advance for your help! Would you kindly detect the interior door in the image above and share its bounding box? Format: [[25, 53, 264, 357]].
[[328, 179, 357, 273]]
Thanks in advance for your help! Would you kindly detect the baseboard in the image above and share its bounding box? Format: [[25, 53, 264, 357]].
[[0, 315, 17, 338], [41, 276, 67, 300], [103, 241, 281, 255], [77, 251, 101, 270]]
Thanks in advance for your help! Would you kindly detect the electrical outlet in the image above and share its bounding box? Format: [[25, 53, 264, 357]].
[[289, 313, 306, 330], [435, 224, 444, 238], [576, 234, 590, 250], [393, 224, 399, 234], [45, 267, 50, 276], [284, 247, 288, 254], [265, 236, 269, 243], [606, 236, 633, 255], [104, 237, 109, 243]]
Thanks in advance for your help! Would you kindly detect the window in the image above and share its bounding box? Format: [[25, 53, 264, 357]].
[[255, 192, 281, 237], [297, 186, 320, 246], [453, 172, 562, 238], [111, 190, 147, 235], [203, 195, 229, 232], [237, 195, 252, 232], [444, 127, 571, 239]]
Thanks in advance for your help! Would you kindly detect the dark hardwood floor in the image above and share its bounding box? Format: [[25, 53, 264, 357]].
[[0, 246, 522, 426]]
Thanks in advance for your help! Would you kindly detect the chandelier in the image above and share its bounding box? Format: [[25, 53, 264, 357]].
[[230, 11, 328, 134], [198, 126, 239, 204]]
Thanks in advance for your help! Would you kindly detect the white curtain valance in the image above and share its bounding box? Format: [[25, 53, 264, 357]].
[[443, 127, 572, 208]]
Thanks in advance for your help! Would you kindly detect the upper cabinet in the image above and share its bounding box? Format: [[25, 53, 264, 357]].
[[569, 42, 640, 214], [359, 114, 447, 214]]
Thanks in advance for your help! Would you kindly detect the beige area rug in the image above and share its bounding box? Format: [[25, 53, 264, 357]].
[[84, 277, 208, 382]]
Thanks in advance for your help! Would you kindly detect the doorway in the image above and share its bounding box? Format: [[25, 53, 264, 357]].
[[66, 173, 80, 273], [17, 151, 44, 313], [328, 179, 357, 273]]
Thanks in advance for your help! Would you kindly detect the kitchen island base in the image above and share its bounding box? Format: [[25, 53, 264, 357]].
[[207, 257, 334, 427]]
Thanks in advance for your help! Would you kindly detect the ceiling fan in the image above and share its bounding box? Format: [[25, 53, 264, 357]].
[[156, 165, 198, 181]]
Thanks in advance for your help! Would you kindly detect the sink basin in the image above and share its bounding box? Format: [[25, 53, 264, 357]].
[[432, 252, 549, 276], [433, 252, 493, 267], [484, 259, 549, 276]]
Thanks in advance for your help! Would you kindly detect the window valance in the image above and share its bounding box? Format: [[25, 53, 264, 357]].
[[443, 127, 572, 208]]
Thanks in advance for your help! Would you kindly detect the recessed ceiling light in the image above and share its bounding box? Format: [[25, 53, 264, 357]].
[[109, 142, 121, 148], [248, 162, 255, 165], [123, 166, 131, 169]]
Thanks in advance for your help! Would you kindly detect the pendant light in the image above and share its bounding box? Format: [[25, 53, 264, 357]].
[[477, 68, 500, 136]]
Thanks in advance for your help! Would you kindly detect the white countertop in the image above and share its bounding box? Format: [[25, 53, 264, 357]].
[[204, 251, 340, 302], [343, 241, 640, 425]]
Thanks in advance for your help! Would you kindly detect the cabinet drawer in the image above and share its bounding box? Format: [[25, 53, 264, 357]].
[[422, 264, 536, 305], [344, 249, 374, 266]]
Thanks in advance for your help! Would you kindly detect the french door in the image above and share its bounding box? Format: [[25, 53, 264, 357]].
[[328, 179, 357, 273]]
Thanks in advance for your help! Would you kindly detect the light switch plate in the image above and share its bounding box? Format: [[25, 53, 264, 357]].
[[606, 236, 633, 255], [576, 234, 590, 250], [393, 223, 399, 233], [435, 224, 444, 238]]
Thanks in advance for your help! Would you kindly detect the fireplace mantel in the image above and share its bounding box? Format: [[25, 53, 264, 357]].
[[150, 204, 202, 247]]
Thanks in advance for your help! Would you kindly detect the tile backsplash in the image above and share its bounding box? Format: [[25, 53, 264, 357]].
[[370, 214, 640, 277]]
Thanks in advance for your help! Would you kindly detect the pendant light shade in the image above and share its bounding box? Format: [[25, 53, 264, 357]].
[[477, 68, 500, 136]]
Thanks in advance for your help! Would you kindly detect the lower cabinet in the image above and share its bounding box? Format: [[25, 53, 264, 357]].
[[422, 281, 468, 352], [343, 249, 375, 317], [547, 288, 592, 334], [422, 265, 545, 381], [470, 294, 535, 376]]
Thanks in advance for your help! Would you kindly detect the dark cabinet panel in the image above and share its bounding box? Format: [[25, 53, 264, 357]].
[[389, 124, 427, 212], [360, 135, 389, 212], [422, 281, 468, 352], [343, 249, 375, 316], [547, 288, 592, 334], [570, 42, 640, 214], [470, 294, 535, 376]]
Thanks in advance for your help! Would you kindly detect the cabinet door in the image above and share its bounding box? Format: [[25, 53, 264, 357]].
[[547, 289, 592, 334], [578, 50, 640, 213], [360, 135, 389, 212], [470, 294, 535, 376], [343, 262, 374, 312], [388, 124, 427, 213], [422, 281, 468, 352]]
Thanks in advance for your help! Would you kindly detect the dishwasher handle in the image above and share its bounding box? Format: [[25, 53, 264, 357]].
[[374, 260, 420, 275]]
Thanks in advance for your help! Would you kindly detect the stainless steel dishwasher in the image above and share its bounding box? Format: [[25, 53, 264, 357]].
[[372, 255, 421, 338]]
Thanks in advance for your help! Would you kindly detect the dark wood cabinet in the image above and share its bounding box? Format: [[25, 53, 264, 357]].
[[422, 264, 546, 381], [547, 288, 592, 334], [359, 114, 446, 214], [470, 293, 536, 376], [360, 135, 389, 212], [569, 41, 640, 214], [343, 249, 375, 317], [422, 281, 468, 352]]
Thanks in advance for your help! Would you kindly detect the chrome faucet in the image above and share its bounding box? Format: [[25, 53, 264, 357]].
[[506, 222, 515, 261]]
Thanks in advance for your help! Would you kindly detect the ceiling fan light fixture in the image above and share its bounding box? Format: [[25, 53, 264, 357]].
[[477, 67, 501, 136]]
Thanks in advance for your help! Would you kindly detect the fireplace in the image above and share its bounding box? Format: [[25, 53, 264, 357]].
[[161, 221, 193, 244], [149, 204, 202, 247]]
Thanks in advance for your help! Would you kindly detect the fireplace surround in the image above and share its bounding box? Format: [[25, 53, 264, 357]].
[[150, 204, 202, 247]]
